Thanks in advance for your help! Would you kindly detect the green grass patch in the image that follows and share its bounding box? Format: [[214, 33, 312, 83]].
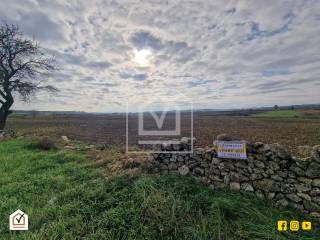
[[252, 110, 306, 118], [0, 139, 319, 239]]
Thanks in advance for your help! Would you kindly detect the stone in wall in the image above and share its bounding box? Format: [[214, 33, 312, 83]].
[[150, 136, 320, 217]]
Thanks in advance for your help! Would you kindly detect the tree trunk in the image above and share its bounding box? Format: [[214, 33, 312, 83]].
[[0, 109, 8, 130], [0, 93, 14, 131]]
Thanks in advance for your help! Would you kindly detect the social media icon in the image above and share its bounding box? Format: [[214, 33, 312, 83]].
[[290, 221, 299, 231], [277, 220, 287, 231], [302, 221, 312, 231]]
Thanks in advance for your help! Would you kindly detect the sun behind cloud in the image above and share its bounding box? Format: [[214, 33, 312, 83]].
[[133, 49, 152, 67]]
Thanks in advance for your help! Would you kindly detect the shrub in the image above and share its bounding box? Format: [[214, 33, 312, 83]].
[[34, 136, 56, 150]]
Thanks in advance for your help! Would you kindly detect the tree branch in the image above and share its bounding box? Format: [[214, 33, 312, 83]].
[[0, 23, 57, 105], [0, 89, 6, 99]]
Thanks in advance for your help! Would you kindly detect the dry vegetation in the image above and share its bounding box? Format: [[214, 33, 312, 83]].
[[6, 111, 320, 155]]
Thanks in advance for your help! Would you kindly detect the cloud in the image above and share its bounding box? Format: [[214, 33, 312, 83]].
[[0, 1, 68, 45], [85, 61, 112, 69], [187, 79, 218, 87], [120, 73, 148, 81], [0, 0, 318, 112], [129, 31, 163, 50], [262, 69, 290, 77]]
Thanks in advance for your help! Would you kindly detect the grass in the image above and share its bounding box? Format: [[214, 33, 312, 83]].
[[0, 139, 319, 239], [252, 110, 305, 118], [252, 110, 320, 119]]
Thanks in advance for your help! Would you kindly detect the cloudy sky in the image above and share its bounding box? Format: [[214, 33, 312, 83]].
[[1, 0, 320, 112]]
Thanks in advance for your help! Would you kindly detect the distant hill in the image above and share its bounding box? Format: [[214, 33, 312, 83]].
[[12, 103, 320, 116], [12, 110, 87, 116]]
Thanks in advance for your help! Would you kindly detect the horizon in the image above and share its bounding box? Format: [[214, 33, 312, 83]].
[[1, 1, 320, 112], [12, 102, 320, 114]]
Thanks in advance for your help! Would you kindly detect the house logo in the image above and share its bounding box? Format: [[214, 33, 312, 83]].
[[9, 209, 28, 231]]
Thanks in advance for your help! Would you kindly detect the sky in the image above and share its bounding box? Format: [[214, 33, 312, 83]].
[[1, 0, 320, 112]]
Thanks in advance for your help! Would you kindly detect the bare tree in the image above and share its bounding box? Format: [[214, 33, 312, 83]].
[[0, 23, 57, 130]]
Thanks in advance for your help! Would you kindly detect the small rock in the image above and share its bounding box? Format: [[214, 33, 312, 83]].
[[95, 159, 106, 167], [254, 179, 279, 192], [214, 181, 226, 189], [280, 183, 295, 194], [217, 134, 240, 141], [287, 178, 297, 184], [224, 175, 230, 185], [311, 145, 320, 162], [211, 157, 220, 165], [254, 142, 264, 148], [295, 159, 310, 170], [267, 192, 276, 200], [250, 173, 263, 181], [194, 148, 205, 154], [84, 145, 95, 150], [230, 182, 241, 191], [312, 179, 320, 187], [168, 162, 177, 170], [255, 190, 265, 199], [298, 177, 313, 184], [295, 183, 311, 193], [277, 171, 288, 178], [188, 161, 200, 169], [266, 169, 274, 175], [297, 193, 312, 201], [241, 183, 254, 192], [172, 143, 181, 151], [254, 161, 265, 169], [312, 197, 320, 205], [181, 137, 190, 144], [178, 165, 189, 176], [161, 142, 172, 151], [269, 162, 280, 171], [305, 163, 320, 178], [271, 175, 283, 181], [290, 166, 304, 176], [255, 143, 271, 154], [310, 212, 320, 218], [230, 172, 249, 182], [159, 164, 168, 171], [274, 193, 284, 201], [209, 175, 223, 182], [61, 136, 70, 143], [270, 143, 291, 160], [303, 200, 320, 212], [310, 188, 320, 197], [276, 199, 289, 207], [64, 145, 75, 150], [297, 145, 313, 158], [286, 194, 302, 203], [289, 203, 304, 210], [194, 167, 205, 176]]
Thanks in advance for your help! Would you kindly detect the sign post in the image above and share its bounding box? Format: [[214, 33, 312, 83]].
[[217, 141, 247, 159]]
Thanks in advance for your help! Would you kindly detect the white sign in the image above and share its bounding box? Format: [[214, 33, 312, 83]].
[[217, 141, 247, 159], [9, 209, 28, 231]]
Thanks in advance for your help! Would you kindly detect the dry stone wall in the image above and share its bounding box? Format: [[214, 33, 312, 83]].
[[150, 136, 320, 217]]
